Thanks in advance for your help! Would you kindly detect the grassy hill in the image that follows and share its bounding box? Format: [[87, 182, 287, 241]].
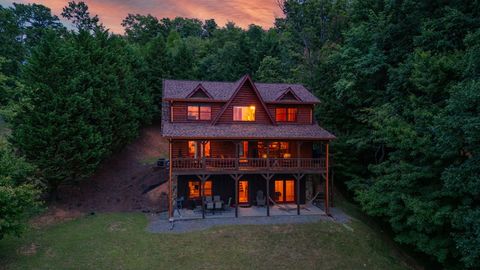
[[0, 204, 414, 270]]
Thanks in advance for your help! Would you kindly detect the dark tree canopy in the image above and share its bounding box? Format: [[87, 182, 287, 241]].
[[0, 1, 479, 267]]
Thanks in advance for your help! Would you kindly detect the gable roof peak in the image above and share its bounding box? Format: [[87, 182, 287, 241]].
[[276, 87, 302, 101], [211, 74, 275, 125], [186, 83, 213, 99]]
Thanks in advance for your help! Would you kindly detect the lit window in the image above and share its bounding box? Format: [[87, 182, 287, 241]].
[[188, 180, 212, 199], [233, 106, 255, 121], [276, 108, 287, 122], [239, 141, 249, 161], [276, 107, 297, 122], [188, 141, 197, 158], [203, 180, 212, 197], [189, 141, 210, 158], [188, 181, 200, 199], [202, 141, 211, 157], [188, 105, 211, 120]]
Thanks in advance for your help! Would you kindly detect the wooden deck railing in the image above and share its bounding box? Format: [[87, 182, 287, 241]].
[[171, 158, 326, 171]]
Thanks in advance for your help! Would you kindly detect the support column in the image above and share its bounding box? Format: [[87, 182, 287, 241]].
[[201, 141, 207, 169], [294, 173, 304, 215], [262, 173, 273, 217], [266, 141, 270, 169], [230, 174, 242, 218], [197, 174, 210, 219], [325, 143, 330, 216], [297, 141, 303, 168], [234, 141, 240, 170]]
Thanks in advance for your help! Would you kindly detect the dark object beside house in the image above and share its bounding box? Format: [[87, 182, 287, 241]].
[[157, 158, 166, 168]]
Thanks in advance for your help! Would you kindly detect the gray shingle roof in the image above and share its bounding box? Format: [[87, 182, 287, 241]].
[[162, 121, 335, 140], [163, 78, 320, 103], [161, 76, 334, 140]]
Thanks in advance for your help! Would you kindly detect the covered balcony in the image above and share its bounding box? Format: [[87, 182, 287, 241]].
[[169, 140, 329, 174]]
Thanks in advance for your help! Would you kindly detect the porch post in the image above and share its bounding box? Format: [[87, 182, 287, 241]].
[[230, 174, 242, 218], [325, 142, 330, 216], [234, 141, 240, 170], [168, 139, 173, 218], [201, 140, 206, 169], [294, 173, 304, 215], [199, 175, 205, 219], [266, 140, 270, 169], [297, 141, 303, 168], [262, 173, 273, 217], [235, 176, 238, 218]]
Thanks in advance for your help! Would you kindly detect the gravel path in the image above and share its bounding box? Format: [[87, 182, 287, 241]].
[[147, 207, 351, 234]]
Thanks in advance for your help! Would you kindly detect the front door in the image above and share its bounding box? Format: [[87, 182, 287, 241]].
[[238, 180, 249, 204], [274, 179, 295, 203]]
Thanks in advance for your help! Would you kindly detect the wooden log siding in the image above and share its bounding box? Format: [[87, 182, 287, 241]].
[[171, 102, 223, 122], [217, 83, 271, 124], [211, 141, 236, 157], [171, 140, 313, 159], [267, 104, 314, 125], [172, 141, 189, 158]]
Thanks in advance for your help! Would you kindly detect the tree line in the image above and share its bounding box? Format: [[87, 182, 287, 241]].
[[0, 1, 478, 268]]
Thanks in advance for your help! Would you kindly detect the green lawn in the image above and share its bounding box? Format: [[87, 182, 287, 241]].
[[0, 211, 411, 270]]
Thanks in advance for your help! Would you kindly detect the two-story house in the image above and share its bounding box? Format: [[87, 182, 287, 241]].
[[162, 75, 335, 219]]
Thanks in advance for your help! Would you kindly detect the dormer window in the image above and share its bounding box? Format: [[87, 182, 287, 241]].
[[187, 105, 211, 120], [276, 107, 297, 122], [233, 106, 256, 121]]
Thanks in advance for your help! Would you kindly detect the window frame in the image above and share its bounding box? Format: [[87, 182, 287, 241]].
[[276, 107, 298, 122], [188, 180, 212, 199], [187, 105, 211, 121], [233, 106, 256, 122]]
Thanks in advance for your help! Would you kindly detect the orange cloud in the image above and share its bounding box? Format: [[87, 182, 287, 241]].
[[1, 0, 284, 33]]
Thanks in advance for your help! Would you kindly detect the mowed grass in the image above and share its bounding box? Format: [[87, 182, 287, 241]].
[[0, 212, 410, 270]]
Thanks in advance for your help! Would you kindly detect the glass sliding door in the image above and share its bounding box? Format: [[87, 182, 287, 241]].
[[274, 179, 295, 203], [238, 180, 249, 204]]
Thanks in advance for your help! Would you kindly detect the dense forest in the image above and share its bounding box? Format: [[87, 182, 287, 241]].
[[0, 0, 479, 268]]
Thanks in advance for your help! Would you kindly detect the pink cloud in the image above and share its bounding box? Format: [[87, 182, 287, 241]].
[[0, 0, 284, 33]]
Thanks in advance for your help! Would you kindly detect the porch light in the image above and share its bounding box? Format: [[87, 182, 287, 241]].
[[262, 153, 268, 158], [283, 153, 291, 158]]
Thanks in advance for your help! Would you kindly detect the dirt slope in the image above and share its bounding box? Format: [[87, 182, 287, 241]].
[[52, 123, 169, 214]]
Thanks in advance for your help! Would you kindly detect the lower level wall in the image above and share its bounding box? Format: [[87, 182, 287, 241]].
[[177, 174, 306, 209]]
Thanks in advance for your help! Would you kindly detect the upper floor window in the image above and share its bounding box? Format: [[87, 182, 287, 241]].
[[187, 105, 211, 120], [276, 107, 297, 122], [188, 141, 211, 158], [233, 106, 256, 121]]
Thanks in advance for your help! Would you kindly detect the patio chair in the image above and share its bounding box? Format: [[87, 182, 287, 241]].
[[206, 201, 214, 213], [256, 190, 266, 207], [205, 196, 213, 203], [213, 195, 221, 202], [223, 197, 232, 211], [214, 201, 223, 210]]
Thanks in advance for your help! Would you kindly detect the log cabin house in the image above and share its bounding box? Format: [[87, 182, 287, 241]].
[[162, 75, 335, 219]]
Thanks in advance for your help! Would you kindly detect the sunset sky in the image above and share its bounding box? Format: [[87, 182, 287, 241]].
[[0, 0, 284, 33]]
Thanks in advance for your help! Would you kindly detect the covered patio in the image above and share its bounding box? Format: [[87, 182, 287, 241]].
[[173, 202, 326, 220]]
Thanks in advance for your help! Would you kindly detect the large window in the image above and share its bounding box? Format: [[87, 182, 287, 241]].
[[276, 107, 297, 122], [188, 141, 211, 158], [203, 180, 212, 197], [257, 141, 290, 158], [188, 180, 212, 199], [233, 106, 255, 121], [188, 141, 197, 158], [188, 181, 200, 199], [188, 105, 211, 120]]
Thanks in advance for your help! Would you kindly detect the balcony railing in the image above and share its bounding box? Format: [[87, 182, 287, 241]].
[[171, 158, 326, 171]]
